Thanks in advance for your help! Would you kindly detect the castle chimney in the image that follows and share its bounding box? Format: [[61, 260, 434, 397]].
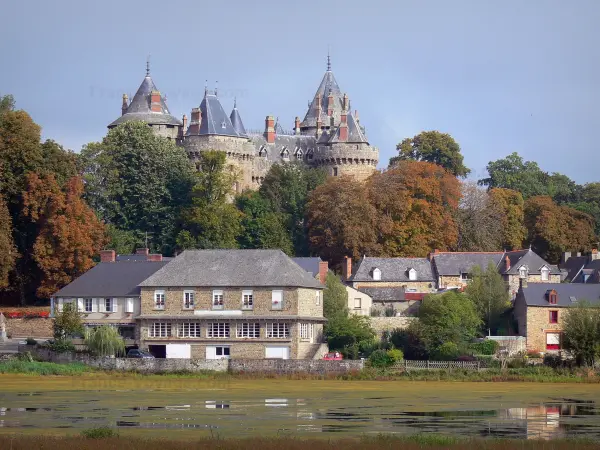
[[294, 117, 300, 135], [342, 93, 349, 112], [354, 109, 359, 125], [315, 94, 323, 138], [318, 261, 329, 285], [265, 116, 275, 143], [150, 90, 162, 112], [121, 94, 129, 116], [327, 90, 334, 116], [100, 250, 116, 263], [188, 108, 201, 134], [339, 113, 348, 141], [182, 114, 188, 133]]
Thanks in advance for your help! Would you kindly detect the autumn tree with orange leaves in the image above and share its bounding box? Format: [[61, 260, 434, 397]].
[[23, 174, 107, 298]]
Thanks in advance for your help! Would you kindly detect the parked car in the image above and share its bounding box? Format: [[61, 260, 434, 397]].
[[323, 352, 343, 361], [126, 349, 155, 359]]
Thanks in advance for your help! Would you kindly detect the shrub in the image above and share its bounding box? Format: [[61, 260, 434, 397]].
[[48, 338, 75, 353], [544, 354, 563, 368], [470, 340, 499, 355], [368, 349, 393, 368], [358, 339, 380, 358], [386, 348, 403, 363], [25, 337, 37, 346], [507, 357, 528, 369], [527, 350, 543, 359], [81, 426, 118, 439], [85, 325, 125, 357], [433, 342, 460, 361]]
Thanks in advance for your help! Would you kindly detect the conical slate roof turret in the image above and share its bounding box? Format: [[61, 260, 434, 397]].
[[229, 99, 247, 137], [300, 56, 344, 131], [199, 89, 238, 137], [329, 111, 369, 144]]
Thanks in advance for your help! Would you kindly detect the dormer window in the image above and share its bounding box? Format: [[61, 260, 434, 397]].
[[547, 290, 558, 304], [408, 268, 417, 281], [259, 146, 267, 157], [373, 268, 381, 281], [295, 147, 303, 159], [307, 148, 314, 160], [519, 266, 528, 279], [281, 147, 289, 159], [541, 266, 550, 281]]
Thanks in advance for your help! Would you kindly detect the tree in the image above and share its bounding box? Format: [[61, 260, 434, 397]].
[[368, 161, 461, 257], [390, 322, 429, 360], [259, 163, 327, 255], [488, 188, 526, 250], [177, 150, 241, 249], [570, 182, 600, 236], [325, 314, 375, 358], [85, 325, 126, 357], [53, 303, 84, 339], [390, 131, 470, 177], [0, 94, 15, 115], [0, 197, 16, 289], [323, 272, 348, 319], [465, 263, 511, 334], [306, 176, 380, 267], [562, 302, 600, 367], [524, 196, 595, 263], [80, 122, 194, 254], [418, 291, 481, 354], [455, 183, 503, 251], [23, 174, 107, 298], [235, 191, 293, 254]]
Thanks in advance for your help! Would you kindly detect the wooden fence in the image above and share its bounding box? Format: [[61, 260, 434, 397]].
[[391, 360, 482, 371]]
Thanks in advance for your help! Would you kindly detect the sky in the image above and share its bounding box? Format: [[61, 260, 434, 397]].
[[1, 0, 599, 183]]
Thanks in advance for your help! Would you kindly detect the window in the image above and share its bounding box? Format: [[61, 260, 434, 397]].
[[179, 322, 201, 338], [84, 298, 93, 313], [541, 267, 550, 281], [281, 147, 289, 159], [272, 290, 283, 310], [266, 322, 289, 338], [154, 290, 165, 310], [207, 322, 230, 338], [549, 292, 558, 304], [373, 268, 381, 281], [460, 272, 471, 282], [333, 167, 338, 176], [104, 298, 113, 312], [242, 290, 253, 309], [183, 290, 195, 309], [408, 268, 417, 281], [237, 322, 260, 338], [519, 266, 528, 279], [354, 298, 362, 309], [315, 291, 321, 306], [149, 322, 171, 338], [212, 290, 224, 309], [259, 146, 267, 157], [546, 332, 560, 350], [549, 310, 559, 324], [300, 323, 313, 340], [215, 346, 230, 357]]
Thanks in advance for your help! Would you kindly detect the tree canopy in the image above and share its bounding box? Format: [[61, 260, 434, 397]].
[[390, 131, 470, 177], [488, 188, 526, 250], [455, 183, 503, 252], [465, 263, 511, 334], [562, 302, 600, 367]]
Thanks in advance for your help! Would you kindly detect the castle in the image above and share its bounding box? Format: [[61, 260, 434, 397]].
[[108, 57, 379, 191]]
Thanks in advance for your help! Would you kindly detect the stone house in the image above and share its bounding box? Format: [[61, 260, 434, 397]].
[[560, 248, 600, 283], [51, 249, 168, 345], [346, 285, 373, 316], [513, 282, 600, 352], [137, 249, 327, 360]]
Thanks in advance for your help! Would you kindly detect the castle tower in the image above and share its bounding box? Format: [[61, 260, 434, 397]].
[[230, 98, 248, 137], [108, 60, 182, 140]]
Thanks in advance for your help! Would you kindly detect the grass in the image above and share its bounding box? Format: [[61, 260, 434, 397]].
[[0, 435, 599, 449], [0, 360, 91, 375]]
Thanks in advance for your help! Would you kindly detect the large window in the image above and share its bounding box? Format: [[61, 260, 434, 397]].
[[84, 298, 93, 313], [183, 290, 195, 309], [212, 290, 224, 309], [237, 322, 260, 338], [546, 332, 560, 350], [179, 322, 201, 338], [271, 290, 283, 310], [149, 322, 171, 338], [154, 290, 165, 310], [207, 322, 230, 338], [299, 323, 313, 340], [242, 290, 253, 310], [267, 323, 290, 338]]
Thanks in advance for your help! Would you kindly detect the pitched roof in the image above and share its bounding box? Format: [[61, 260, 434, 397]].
[[249, 134, 316, 163], [573, 260, 600, 283], [351, 257, 434, 282], [229, 103, 247, 137], [300, 68, 344, 129], [560, 255, 588, 282], [52, 261, 169, 298], [328, 112, 368, 144], [292, 257, 323, 278], [520, 283, 600, 307], [195, 91, 238, 137], [432, 252, 504, 276], [108, 74, 182, 128], [503, 249, 561, 275], [139, 250, 323, 289]]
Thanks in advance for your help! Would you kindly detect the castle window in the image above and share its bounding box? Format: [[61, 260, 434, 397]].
[[221, 120, 227, 129], [333, 167, 338, 176], [281, 147, 289, 159], [259, 146, 267, 157]]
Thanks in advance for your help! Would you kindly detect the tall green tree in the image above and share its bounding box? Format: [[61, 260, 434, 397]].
[[488, 188, 526, 250], [259, 163, 327, 255], [0, 197, 16, 289], [80, 122, 194, 254], [323, 272, 348, 319], [570, 182, 600, 236], [177, 150, 241, 249], [465, 263, 511, 334], [562, 302, 600, 367], [390, 131, 470, 177]]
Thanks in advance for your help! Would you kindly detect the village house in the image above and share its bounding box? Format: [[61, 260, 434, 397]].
[[513, 282, 600, 352], [560, 249, 600, 283], [346, 285, 373, 316], [136, 249, 327, 360], [51, 249, 168, 345]]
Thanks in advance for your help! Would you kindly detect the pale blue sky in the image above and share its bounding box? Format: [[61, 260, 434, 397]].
[[1, 0, 598, 182]]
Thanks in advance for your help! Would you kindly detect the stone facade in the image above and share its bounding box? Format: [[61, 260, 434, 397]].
[[517, 305, 563, 352], [370, 317, 415, 337], [5, 318, 54, 338]]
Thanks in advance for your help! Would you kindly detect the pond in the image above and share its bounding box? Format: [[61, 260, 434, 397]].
[[1, 377, 600, 440]]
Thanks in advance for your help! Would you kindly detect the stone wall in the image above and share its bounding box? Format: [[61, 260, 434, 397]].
[[6, 318, 54, 338], [370, 317, 415, 337], [525, 305, 563, 352], [229, 358, 364, 374]]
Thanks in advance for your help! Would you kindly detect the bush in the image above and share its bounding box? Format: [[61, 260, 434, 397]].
[[386, 348, 403, 363], [25, 337, 37, 346], [85, 325, 125, 357], [368, 349, 394, 368], [433, 342, 460, 361], [507, 357, 528, 369], [470, 340, 499, 355], [527, 350, 543, 359], [544, 354, 563, 368], [81, 426, 118, 439], [48, 338, 75, 354]]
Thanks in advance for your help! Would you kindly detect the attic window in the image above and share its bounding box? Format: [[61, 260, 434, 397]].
[[519, 266, 528, 279], [460, 272, 472, 281], [295, 147, 303, 158], [281, 147, 289, 159], [547, 290, 558, 305], [541, 267, 550, 281], [259, 146, 267, 157], [373, 268, 381, 281], [408, 268, 417, 281], [221, 120, 227, 129]]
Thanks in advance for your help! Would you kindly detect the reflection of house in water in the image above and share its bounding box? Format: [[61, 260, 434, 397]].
[[205, 401, 230, 409]]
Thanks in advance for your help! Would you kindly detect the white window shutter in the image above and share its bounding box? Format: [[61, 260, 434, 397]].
[[77, 298, 84, 312], [126, 298, 134, 313], [58, 298, 63, 313], [111, 298, 117, 313], [91, 298, 98, 313]]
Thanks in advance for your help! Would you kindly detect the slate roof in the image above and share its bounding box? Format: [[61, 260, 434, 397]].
[[357, 287, 406, 302], [229, 102, 247, 137], [116, 255, 173, 262], [351, 257, 434, 282], [328, 112, 368, 144], [292, 257, 323, 278], [53, 261, 168, 298], [249, 134, 316, 163], [139, 250, 323, 289], [432, 252, 504, 276], [108, 74, 182, 128], [503, 249, 561, 275], [560, 256, 588, 282], [197, 91, 239, 137], [521, 283, 600, 307], [300, 68, 344, 129], [573, 260, 600, 283]]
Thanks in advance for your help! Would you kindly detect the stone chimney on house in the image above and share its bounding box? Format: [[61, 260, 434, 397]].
[[265, 115, 275, 143], [147, 254, 163, 262], [121, 94, 129, 116], [327, 90, 334, 116], [427, 249, 440, 261], [504, 254, 511, 271], [294, 116, 300, 135], [100, 250, 116, 263], [182, 114, 188, 133], [136, 248, 150, 257], [318, 261, 329, 285], [591, 248, 599, 261], [188, 108, 201, 134], [339, 97, 348, 142], [315, 93, 323, 138], [150, 90, 162, 112], [343, 256, 353, 281]]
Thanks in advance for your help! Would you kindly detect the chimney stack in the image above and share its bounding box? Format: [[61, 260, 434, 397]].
[[150, 90, 162, 112], [182, 114, 188, 133], [265, 116, 275, 143], [342, 93, 349, 112], [561, 252, 572, 264], [343, 256, 353, 281], [354, 109, 359, 125], [327, 90, 334, 116], [504, 254, 511, 271], [592, 249, 599, 261], [315, 94, 323, 138], [339, 96, 349, 141], [318, 261, 329, 285], [136, 248, 149, 257], [294, 116, 300, 135], [188, 108, 201, 134], [121, 94, 129, 116], [147, 254, 163, 262], [100, 250, 116, 263]]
